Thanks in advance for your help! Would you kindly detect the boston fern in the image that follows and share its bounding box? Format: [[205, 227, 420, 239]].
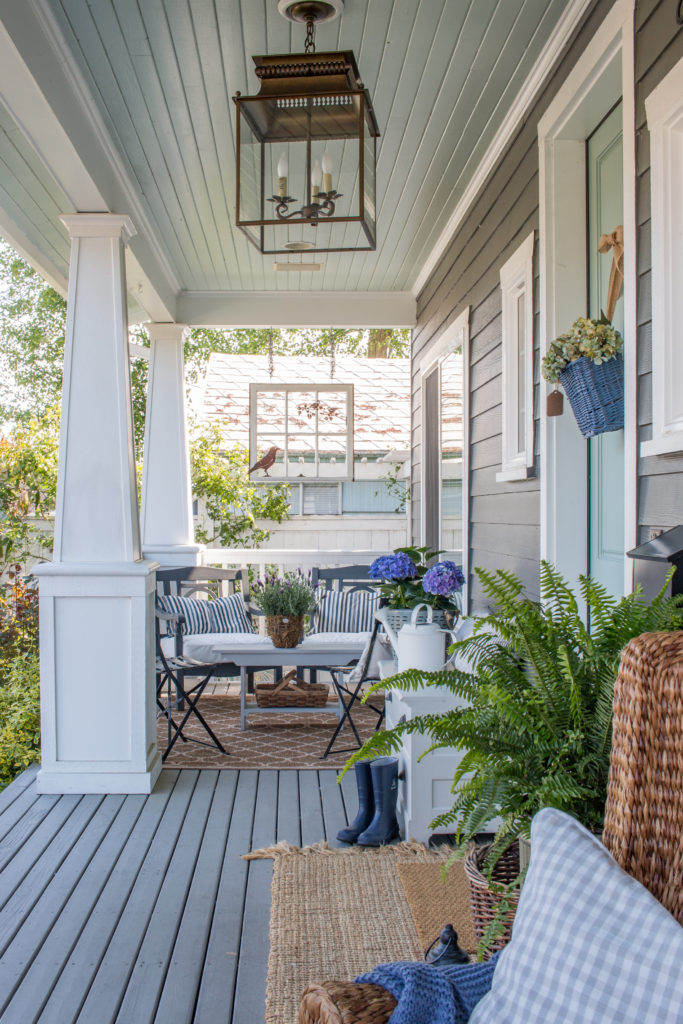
[[348, 562, 683, 859]]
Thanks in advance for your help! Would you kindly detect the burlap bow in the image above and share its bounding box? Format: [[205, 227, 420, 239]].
[[597, 225, 624, 322]]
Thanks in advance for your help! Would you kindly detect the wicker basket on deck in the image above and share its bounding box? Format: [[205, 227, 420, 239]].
[[299, 981, 396, 1024], [464, 841, 521, 955], [254, 677, 329, 708]]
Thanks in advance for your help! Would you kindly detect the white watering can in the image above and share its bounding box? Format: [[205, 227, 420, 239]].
[[377, 603, 449, 673]]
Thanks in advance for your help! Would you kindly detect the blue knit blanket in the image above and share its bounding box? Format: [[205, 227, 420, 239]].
[[355, 953, 500, 1024]]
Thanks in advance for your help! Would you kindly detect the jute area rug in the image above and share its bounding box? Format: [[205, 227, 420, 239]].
[[245, 840, 476, 1024], [160, 694, 383, 770]]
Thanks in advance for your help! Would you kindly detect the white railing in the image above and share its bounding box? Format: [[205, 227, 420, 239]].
[[203, 548, 378, 574]]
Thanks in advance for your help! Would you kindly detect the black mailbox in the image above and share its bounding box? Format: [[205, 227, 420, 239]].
[[627, 525, 683, 599]]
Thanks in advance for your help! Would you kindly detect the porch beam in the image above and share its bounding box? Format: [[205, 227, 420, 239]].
[[141, 323, 202, 568], [34, 212, 161, 795], [176, 290, 417, 329]]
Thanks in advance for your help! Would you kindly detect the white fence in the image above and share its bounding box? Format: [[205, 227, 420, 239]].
[[203, 548, 378, 574]]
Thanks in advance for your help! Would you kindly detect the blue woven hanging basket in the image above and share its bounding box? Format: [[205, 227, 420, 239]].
[[559, 353, 624, 438]]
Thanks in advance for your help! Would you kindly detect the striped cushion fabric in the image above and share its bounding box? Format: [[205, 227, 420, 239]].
[[158, 595, 213, 635], [311, 589, 379, 634], [206, 594, 253, 633], [158, 594, 253, 635]]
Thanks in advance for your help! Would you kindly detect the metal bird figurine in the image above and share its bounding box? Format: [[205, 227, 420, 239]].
[[248, 445, 281, 476]]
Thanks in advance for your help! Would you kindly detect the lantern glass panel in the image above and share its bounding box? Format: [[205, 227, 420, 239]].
[[236, 90, 376, 253]]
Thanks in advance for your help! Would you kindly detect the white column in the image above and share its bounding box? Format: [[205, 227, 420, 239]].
[[34, 213, 161, 795], [140, 322, 202, 567]]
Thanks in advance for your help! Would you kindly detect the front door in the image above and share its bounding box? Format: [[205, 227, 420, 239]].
[[587, 104, 624, 597]]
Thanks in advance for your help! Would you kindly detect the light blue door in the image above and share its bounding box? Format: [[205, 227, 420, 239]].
[[587, 105, 624, 597]]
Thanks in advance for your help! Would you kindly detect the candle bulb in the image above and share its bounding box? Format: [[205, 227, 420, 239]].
[[311, 160, 322, 204], [277, 153, 288, 197], [321, 148, 333, 193]]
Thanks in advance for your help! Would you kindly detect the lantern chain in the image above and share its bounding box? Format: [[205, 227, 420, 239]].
[[304, 17, 316, 53]]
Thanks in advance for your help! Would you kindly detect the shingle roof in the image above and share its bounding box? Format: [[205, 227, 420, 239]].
[[199, 354, 413, 454]]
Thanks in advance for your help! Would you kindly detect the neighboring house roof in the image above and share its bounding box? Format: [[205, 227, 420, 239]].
[[199, 354, 413, 455]]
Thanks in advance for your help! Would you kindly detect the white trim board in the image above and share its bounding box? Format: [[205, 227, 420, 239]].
[[538, 0, 637, 597], [410, 0, 595, 298], [418, 306, 470, 602], [176, 290, 416, 328], [640, 55, 683, 459]]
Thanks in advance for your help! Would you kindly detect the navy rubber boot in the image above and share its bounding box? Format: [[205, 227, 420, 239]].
[[357, 756, 400, 846], [337, 760, 374, 843]]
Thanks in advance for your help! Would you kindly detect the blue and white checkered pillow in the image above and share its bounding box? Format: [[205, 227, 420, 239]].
[[469, 807, 683, 1023], [310, 589, 379, 634], [158, 594, 252, 636]]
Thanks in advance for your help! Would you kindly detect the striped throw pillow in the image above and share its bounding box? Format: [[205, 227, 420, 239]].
[[207, 594, 253, 634], [312, 589, 379, 634], [158, 594, 253, 635]]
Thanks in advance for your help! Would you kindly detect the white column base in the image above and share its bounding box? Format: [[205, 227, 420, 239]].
[[37, 758, 162, 795], [142, 543, 204, 568], [34, 559, 161, 795]]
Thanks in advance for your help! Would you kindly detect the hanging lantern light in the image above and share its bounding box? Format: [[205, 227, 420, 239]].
[[233, 1, 379, 255]]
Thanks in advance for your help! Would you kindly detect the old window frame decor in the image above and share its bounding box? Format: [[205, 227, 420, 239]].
[[249, 383, 354, 483], [497, 232, 535, 481]]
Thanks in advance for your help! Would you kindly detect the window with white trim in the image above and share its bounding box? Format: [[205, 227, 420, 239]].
[[249, 383, 354, 482], [640, 56, 683, 458], [497, 232, 535, 481]]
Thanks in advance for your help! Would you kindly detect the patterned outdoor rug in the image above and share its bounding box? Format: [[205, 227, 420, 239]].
[[159, 693, 384, 769], [244, 841, 475, 1024]]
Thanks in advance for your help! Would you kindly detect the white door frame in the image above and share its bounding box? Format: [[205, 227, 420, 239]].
[[415, 307, 471, 605], [538, 0, 636, 593]]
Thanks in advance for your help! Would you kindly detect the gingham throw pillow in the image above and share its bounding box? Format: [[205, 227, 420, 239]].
[[310, 589, 379, 633], [469, 807, 683, 1023], [158, 594, 252, 636]]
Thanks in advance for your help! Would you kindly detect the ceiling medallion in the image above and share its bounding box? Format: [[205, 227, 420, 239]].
[[233, 0, 379, 255]]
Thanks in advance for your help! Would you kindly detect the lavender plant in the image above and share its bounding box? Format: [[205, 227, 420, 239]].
[[250, 569, 317, 617]]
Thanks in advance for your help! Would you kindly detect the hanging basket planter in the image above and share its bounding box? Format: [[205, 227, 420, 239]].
[[559, 353, 624, 438]]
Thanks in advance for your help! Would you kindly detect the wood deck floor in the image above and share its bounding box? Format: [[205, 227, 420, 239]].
[[0, 765, 356, 1024]]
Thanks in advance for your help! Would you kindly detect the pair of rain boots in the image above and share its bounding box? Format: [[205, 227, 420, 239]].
[[337, 757, 400, 846]]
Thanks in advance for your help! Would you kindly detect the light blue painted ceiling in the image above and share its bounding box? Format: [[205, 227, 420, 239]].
[[3, 0, 572, 297]]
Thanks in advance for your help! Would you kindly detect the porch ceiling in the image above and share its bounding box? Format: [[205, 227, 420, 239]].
[[0, 0, 578, 325]]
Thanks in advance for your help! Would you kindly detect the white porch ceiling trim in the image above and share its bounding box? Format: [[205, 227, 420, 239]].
[[177, 290, 416, 329], [0, 205, 67, 296], [410, 0, 595, 298], [0, 1, 177, 321]]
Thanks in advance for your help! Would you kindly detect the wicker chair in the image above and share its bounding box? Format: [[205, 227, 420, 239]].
[[299, 629, 683, 1024]]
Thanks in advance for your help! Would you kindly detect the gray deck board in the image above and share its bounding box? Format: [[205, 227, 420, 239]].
[[0, 766, 353, 1024], [232, 770, 278, 1024], [1, 794, 141, 1024], [0, 795, 124, 1016], [299, 771, 324, 847], [319, 770, 350, 848], [37, 773, 178, 1024], [0, 764, 39, 819], [76, 771, 200, 1024], [191, 771, 256, 1024]]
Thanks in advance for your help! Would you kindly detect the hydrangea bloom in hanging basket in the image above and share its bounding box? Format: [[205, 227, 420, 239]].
[[542, 315, 624, 438]]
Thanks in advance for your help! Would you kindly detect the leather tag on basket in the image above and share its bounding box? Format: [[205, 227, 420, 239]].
[[546, 387, 564, 417]]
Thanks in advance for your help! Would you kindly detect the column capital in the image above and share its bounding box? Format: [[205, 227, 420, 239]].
[[147, 322, 191, 343], [59, 212, 136, 241]]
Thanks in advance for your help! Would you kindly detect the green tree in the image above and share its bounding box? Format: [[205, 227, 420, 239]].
[[0, 406, 59, 572], [190, 421, 290, 548]]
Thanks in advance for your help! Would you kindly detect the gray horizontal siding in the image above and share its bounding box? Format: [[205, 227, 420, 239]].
[[412, 0, 683, 604], [634, 2, 683, 538]]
